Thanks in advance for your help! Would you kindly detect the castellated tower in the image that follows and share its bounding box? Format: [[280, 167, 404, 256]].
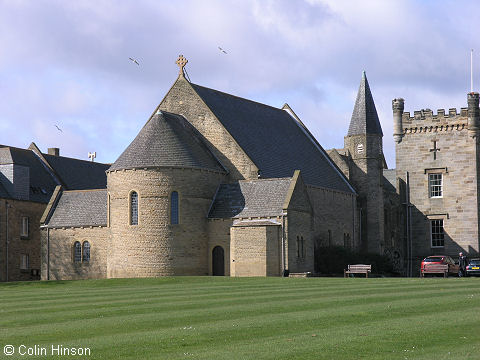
[[394, 92, 480, 273], [344, 72, 385, 254], [106, 111, 227, 278]]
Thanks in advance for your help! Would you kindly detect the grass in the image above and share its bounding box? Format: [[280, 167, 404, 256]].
[[1, 277, 480, 360]]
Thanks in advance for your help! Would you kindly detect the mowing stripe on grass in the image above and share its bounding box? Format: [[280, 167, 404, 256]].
[[1, 277, 479, 360]]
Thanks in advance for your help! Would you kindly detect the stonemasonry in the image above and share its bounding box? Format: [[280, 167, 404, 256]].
[[0, 199, 45, 281], [395, 102, 480, 273], [344, 134, 385, 253], [41, 226, 108, 280], [306, 186, 357, 250], [230, 224, 281, 276], [207, 219, 232, 276], [158, 76, 258, 181], [107, 167, 225, 277]]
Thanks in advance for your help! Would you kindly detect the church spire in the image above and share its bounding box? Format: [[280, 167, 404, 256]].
[[347, 71, 383, 136]]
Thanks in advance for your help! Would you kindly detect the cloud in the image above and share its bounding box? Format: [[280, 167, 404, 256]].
[[0, 0, 479, 167]]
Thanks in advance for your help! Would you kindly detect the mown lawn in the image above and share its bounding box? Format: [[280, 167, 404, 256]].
[[1, 277, 480, 359]]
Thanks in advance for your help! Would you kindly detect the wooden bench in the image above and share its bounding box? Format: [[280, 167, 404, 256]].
[[421, 264, 449, 278], [344, 264, 371, 278]]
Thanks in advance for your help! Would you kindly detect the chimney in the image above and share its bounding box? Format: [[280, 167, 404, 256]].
[[48, 148, 60, 156]]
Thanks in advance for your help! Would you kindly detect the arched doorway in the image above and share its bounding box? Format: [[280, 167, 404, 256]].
[[212, 246, 225, 276]]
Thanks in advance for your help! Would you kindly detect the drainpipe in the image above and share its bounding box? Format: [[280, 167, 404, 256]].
[[281, 212, 287, 276], [352, 195, 355, 248], [47, 227, 50, 281], [405, 171, 412, 277], [5, 201, 9, 282]]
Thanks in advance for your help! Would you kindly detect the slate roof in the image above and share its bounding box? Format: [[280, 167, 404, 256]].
[[46, 189, 107, 228], [189, 83, 354, 193], [109, 111, 225, 172], [0, 147, 59, 202], [0, 181, 10, 198], [347, 71, 383, 136], [383, 169, 397, 193], [0, 145, 110, 203], [208, 178, 292, 219], [44, 154, 109, 190]]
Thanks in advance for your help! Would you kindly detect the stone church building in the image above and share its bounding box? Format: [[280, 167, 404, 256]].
[[4, 56, 478, 280], [40, 56, 361, 280]]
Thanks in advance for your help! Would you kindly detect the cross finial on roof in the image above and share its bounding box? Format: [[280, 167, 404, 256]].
[[176, 55, 188, 76]]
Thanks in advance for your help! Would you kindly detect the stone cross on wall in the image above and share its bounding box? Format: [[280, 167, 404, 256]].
[[430, 140, 440, 160], [176, 55, 188, 75]]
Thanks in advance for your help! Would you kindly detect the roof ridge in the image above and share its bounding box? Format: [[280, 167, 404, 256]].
[[43, 152, 109, 165], [62, 188, 107, 193], [190, 82, 284, 112], [238, 177, 292, 183]]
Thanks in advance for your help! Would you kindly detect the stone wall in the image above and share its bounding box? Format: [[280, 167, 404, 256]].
[[396, 112, 480, 271], [107, 167, 225, 277], [285, 209, 313, 273], [40, 226, 108, 280], [344, 134, 385, 253], [306, 186, 357, 251], [0, 199, 45, 281], [207, 219, 232, 276], [159, 77, 258, 181], [230, 224, 281, 276]]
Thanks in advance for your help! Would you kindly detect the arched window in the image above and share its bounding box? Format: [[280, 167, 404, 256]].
[[82, 241, 90, 262], [130, 191, 138, 225], [73, 241, 81, 263], [171, 191, 179, 225]]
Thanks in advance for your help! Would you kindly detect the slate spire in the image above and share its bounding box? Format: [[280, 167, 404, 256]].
[[347, 71, 383, 136]]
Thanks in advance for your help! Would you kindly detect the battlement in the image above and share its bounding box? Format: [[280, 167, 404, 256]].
[[402, 108, 468, 124]]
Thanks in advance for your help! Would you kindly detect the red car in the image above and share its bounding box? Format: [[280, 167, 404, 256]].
[[420, 255, 459, 276]]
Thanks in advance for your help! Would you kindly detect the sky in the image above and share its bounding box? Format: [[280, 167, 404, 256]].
[[0, 0, 479, 168]]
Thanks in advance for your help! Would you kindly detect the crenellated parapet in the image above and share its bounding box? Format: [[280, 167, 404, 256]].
[[399, 108, 468, 134], [402, 108, 468, 122], [394, 92, 480, 138]]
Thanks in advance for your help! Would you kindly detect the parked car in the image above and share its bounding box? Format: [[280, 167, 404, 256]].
[[466, 258, 480, 277], [420, 255, 459, 276]]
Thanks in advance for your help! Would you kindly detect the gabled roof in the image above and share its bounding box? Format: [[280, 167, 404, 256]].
[[0, 181, 10, 198], [109, 111, 225, 173], [43, 154, 109, 190], [0, 146, 59, 202], [46, 189, 107, 228], [208, 177, 292, 219], [189, 83, 354, 193], [0, 145, 110, 203], [383, 169, 397, 193], [348, 71, 383, 136]]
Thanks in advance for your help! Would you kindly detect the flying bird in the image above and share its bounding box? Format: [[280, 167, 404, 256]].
[[218, 46, 227, 54], [129, 57, 140, 65], [54, 125, 63, 132]]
